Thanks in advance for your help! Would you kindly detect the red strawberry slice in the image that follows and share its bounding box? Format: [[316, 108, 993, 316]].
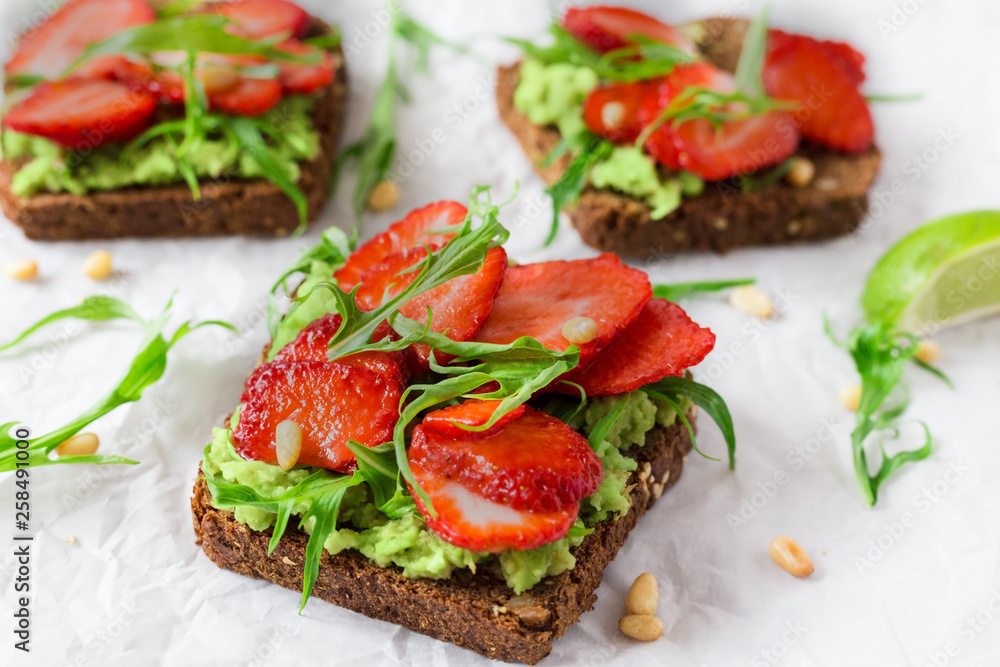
[[582, 78, 663, 144], [276, 40, 335, 94], [234, 360, 401, 472], [563, 6, 696, 55], [5, 0, 155, 80], [474, 254, 651, 369], [408, 458, 580, 553], [642, 62, 800, 180], [334, 200, 469, 292], [411, 405, 602, 514], [564, 299, 715, 397], [355, 245, 508, 369], [769, 30, 866, 86], [421, 399, 526, 438], [2, 79, 156, 150], [763, 33, 873, 153], [211, 0, 310, 40], [208, 76, 282, 116], [272, 313, 407, 386]]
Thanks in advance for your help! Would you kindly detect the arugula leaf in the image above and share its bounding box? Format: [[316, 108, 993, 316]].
[[866, 92, 923, 103], [0, 296, 143, 352], [1, 300, 234, 471], [826, 320, 947, 506], [643, 375, 737, 470], [204, 463, 364, 610], [652, 278, 756, 302], [395, 13, 473, 72], [344, 440, 415, 518], [303, 30, 343, 50], [543, 136, 614, 246], [586, 393, 631, 451], [155, 0, 200, 18], [733, 6, 770, 97], [271, 226, 355, 297], [738, 158, 796, 193]]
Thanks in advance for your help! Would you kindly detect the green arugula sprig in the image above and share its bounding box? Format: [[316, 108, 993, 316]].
[[542, 135, 614, 246], [1, 298, 234, 471], [826, 320, 949, 506], [643, 376, 737, 469], [653, 278, 756, 302], [0, 296, 142, 352]]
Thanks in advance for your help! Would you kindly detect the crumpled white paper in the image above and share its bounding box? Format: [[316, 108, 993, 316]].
[[2, 0, 999, 665]]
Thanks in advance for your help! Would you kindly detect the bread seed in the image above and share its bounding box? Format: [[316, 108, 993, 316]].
[[57, 433, 99, 457], [619, 614, 663, 641], [915, 339, 941, 364], [651, 482, 664, 499], [561, 316, 598, 345], [275, 420, 302, 470], [601, 101, 625, 130], [769, 536, 814, 578], [786, 157, 815, 187], [626, 572, 658, 616], [4, 258, 38, 281], [367, 180, 400, 211], [83, 250, 113, 280], [729, 285, 774, 319], [839, 384, 862, 411]]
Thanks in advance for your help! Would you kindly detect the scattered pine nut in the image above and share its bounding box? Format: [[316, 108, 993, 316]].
[[769, 536, 814, 578], [785, 157, 815, 188], [65, 534, 77, 544], [915, 339, 941, 364], [839, 384, 862, 412], [367, 180, 400, 212], [275, 420, 302, 471], [626, 573, 658, 616], [651, 482, 664, 499], [601, 101, 625, 130], [83, 250, 113, 280], [729, 285, 774, 319], [561, 316, 598, 345], [619, 614, 663, 642], [57, 433, 99, 457], [3, 258, 38, 281]]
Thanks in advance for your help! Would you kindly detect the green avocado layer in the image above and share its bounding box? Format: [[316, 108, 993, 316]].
[[1, 95, 319, 197]]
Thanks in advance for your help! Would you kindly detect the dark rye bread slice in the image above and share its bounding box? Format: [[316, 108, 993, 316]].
[[496, 17, 883, 258], [191, 409, 695, 665], [0, 17, 347, 241]]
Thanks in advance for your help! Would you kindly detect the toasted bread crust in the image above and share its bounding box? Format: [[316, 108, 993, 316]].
[[496, 17, 882, 257], [192, 410, 695, 665], [0, 19, 347, 241]]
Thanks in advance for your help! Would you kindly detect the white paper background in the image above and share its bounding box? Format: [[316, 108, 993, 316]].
[[1, 0, 999, 665]]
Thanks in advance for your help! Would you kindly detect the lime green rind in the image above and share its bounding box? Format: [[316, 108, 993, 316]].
[[862, 210, 1000, 332]]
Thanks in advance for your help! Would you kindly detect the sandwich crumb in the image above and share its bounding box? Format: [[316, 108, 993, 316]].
[[281, 556, 296, 566]]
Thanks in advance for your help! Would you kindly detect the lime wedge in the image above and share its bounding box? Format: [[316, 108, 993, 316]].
[[862, 210, 1000, 333]]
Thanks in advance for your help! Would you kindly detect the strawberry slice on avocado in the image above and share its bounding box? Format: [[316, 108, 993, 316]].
[[563, 6, 696, 55], [421, 399, 526, 438]]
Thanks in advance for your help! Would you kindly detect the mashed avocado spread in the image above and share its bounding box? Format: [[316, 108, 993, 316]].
[[513, 58, 704, 219], [203, 391, 686, 594], [1, 95, 319, 197]]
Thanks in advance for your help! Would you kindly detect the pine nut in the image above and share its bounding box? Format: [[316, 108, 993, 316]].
[[83, 250, 113, 280], [561, 316, 598, 345], [619, 614, 663, 641], [626, 572, 658, 616], [915, 339, 941, 364], [367, 180, 400, 211], [275, 420, 302, 470], [651, 482, 664, 499], [839, 384, 862, 411], [769, 536, 814, 578], [601, 101, 625, 130], [729, 285, 774, 319], [4, 258, 38, 281], [785, 157, 815, 188], [197, 63, 240, 93], [65, 534, 77, 544], [57, 433, 99, 457]]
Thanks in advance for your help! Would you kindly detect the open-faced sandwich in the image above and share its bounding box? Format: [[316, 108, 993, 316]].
[[0, 0, 345, 240], [499, 6, 882, 256], [191, 193, 735, 664]]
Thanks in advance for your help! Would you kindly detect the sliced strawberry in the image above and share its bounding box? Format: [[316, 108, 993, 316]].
[[354, 245, 507, 369], [474, 254, 651, 369], [2, 79, 156, 150], [563, 6, 696, 55], [408, 458, 580, 553], [421, 399, 526, 438], [276, 40, 335, 94], [5, 0, 155, 80], [582, 78, 663, 144], [207, 76, 282, 116], [234, 360, 401, 472], [211, 0, 310, 40], [769, 30, 866, 86], [564, 299, 715, 397], [272, 313, 406, 386], [411, 405, 602, 514], [334, 200, 469, 292], [763, 33, 873, 153]]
